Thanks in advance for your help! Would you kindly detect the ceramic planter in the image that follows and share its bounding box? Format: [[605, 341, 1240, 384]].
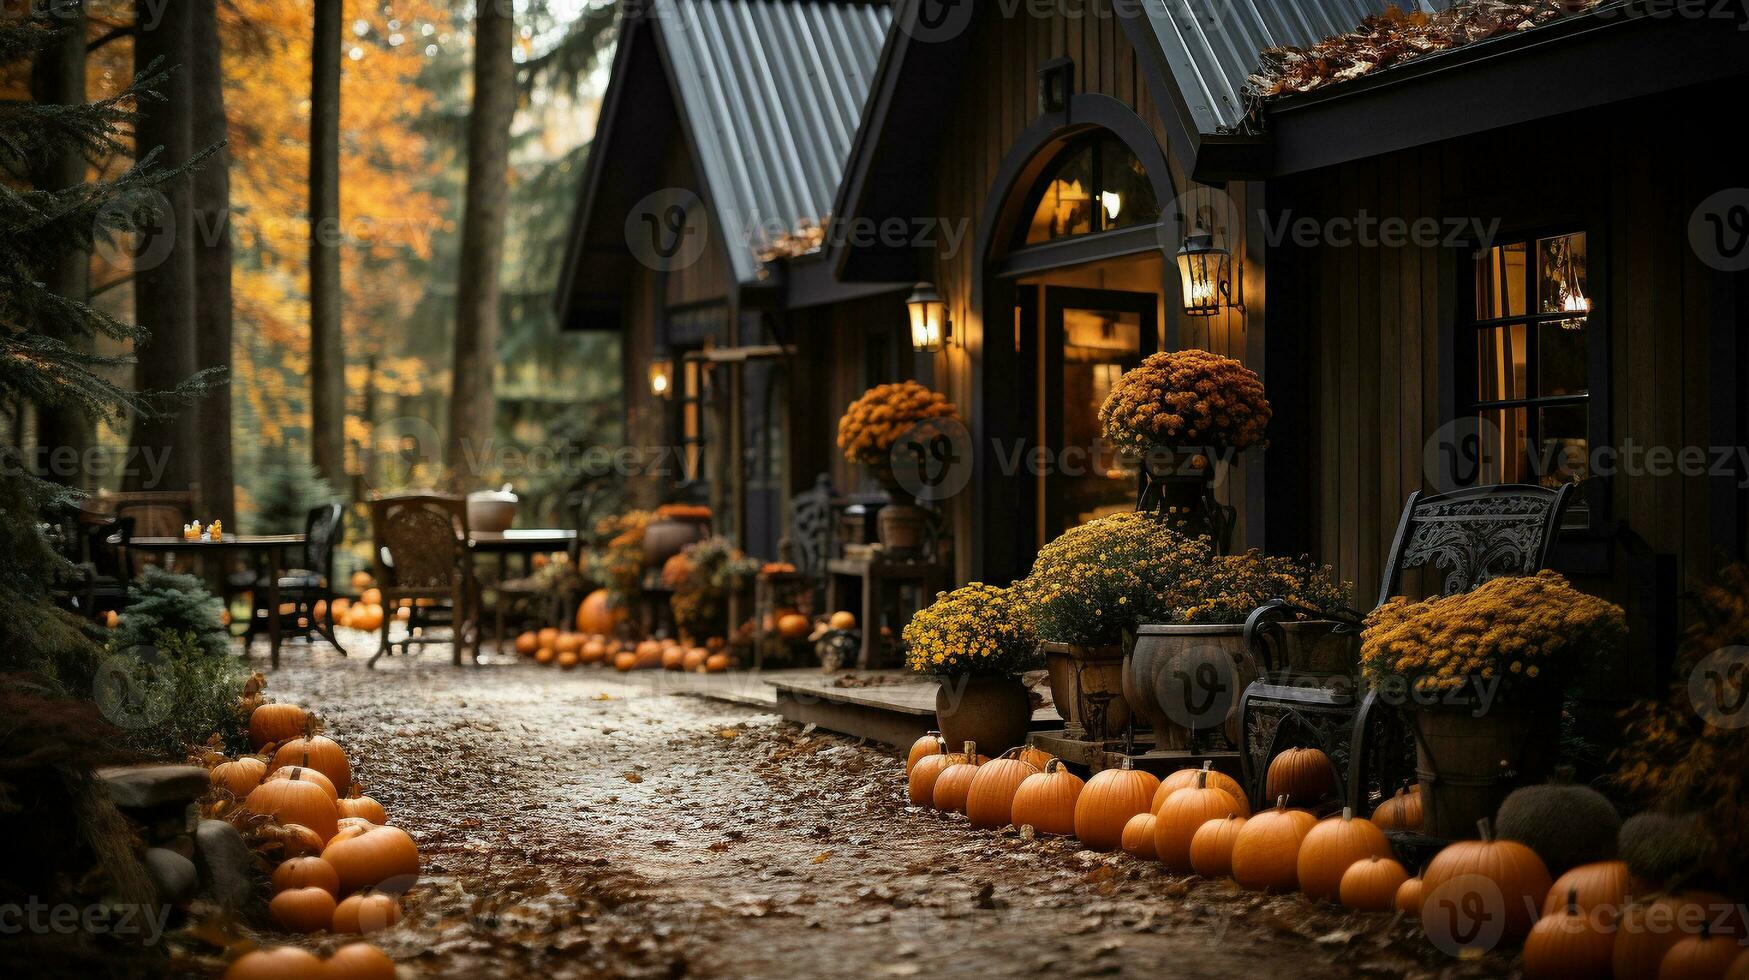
[[1040, 641, 1131, 742], [876, 503, 929, 558], [1125, 623, 1257, 750], [934, 674, 1031, 754]]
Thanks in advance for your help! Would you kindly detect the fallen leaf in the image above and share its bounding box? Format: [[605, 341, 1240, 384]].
[[623, 772, 643, 783], [718, 729, 740, 739], [811, 851, 831, 864]]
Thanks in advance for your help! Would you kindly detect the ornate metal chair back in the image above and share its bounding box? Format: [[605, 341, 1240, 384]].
[[1376, 482, 1575, 607], [302, 503, 345, 584], [788, 473, 837, 582]]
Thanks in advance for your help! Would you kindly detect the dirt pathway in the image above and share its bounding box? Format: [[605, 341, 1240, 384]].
[[267, 646, 1509, 979]]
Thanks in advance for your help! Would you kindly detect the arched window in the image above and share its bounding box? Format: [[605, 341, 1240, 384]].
[[1015, 133, 1160, 248]]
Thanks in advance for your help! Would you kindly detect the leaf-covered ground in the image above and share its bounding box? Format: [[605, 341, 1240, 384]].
[[261, 642, 1518, 978]]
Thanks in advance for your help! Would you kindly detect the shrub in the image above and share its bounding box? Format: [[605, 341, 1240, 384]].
[[113, 567, 229, 659], [103, 631, 251, 759], [1020, 512, 1210, 647]]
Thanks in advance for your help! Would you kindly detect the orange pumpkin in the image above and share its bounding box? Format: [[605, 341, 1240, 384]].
[[331, 892, 402, 934], [514, 631, 539, 656], [223, 947, 325, 980], [1395, 874, 1425, 916], [1154, 770, 1245, 871], [268, 885, 336, 933], [248, 703, 308, 750], [557, 650, 579, 670], [1614, 891, 1739, 980], [1339, 855, 1409, 913], [245, 779, 338, 842], [210, 756, 267, 796], [271, 856, 340, 898], [535, 647, 557, 665], [964, 749, 1038, 830], [1297, 806, 1392, 902], [272, 823, 326, 859], [266, 765, 338, 801], [1188, 813, 1248, 878], [703, 652, 731, 673], [1524, 886, 1615, 980], [661, 645, 685, 670], [555, 633, 583, 655], [776, 613, 811, 640], [272, 735, 351, 792], [1017, 745, 1056, 772], [322, 824, 420, 894], [1422, 817, 1552, 944], [828, 611, 857, 630], [1074, 759, 1161, 852], [1230, 795, 1317, 892], [537, 627, 559, 648], [1151, 761, 1248, 815], [350, 570, 373, 591], [1372, 782, 1423, 831], [681, 647, 708, 671], [906, 731, 943, 774], [906, 739, 962, 807], [1656, 928, 1741, 980], [1545, 860, 1632, 920], [1121, 813, 1159, 861], [325, 943, 397, 980], [1010, 759, 1084, 836], [1265, 746, 1334, 806], [576, 589, 623, 634], [337, 796, 388, 825], [360, 587, 382, 606], [612, 650, 636, 672], [931, 742, 987, 814]]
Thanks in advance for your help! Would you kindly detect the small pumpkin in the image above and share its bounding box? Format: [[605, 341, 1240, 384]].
[[268, 885, 337, 933], [1121, 813, 1159, 861], [246, 779, 339, 843], [325, 943, 397, 980], [828, 610, 857, 630], [1010, 759, 1084, 836], [964, 748, 1039, 830], [1017, 745, 1056, 772], [703, 652, 732, 673], [931, 742, 988, 814], [337, 796, 389, 825], [322, 824, 420, 894], [1154, 770, 1245, 871], [1074, 759, 1161, 852], [905, 731, 943, 774], [1297, 806, 1392, 902], [1151, 760, 1247, 815], [1340, 855, 1409, 913], [557, 650, 580, 669], [1371, 782, 1423, 832], [223, 947, 325, 980], [271, 735, 352, 793], [612, 650, 636, 671], [1614, 890, 1740, 980], [1544, 860, 1632, 921], [332, 892, 402, 934], [1422, 818, 1553, 943], [1395, 873, 1425, 916], [1524, 886, 1617, 980], [248, 703, 308, 750], [907, 738, 963, 807], [271, 856, 340, 898], [271, 823, 326, 858], [1230, 795, 1317, 893], [1656, 927, 1741, 980], [266, 765, 338, 801], [1265, 746, 1333, 806], [776, 613, 811, 640], [514, 631, 538, 656], [1188, 813, 1247, 878], [211, 756, 268, 796]]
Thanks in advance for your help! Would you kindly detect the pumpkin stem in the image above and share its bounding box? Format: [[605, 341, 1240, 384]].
[[963, 741, 977, 757], [1195, 770, 1207, 790], [1275, 794, 1288, 812], [1476, 817, 1493, 842], [1566, 887, 1578, 917], [1200, 760, 1212, 773], [1120, 757, 1133, 771], [1341, 806, 1354, 822]]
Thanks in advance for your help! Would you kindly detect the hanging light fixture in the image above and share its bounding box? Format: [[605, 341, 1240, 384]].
[[1175, 220, 1231, 317], [647, 349, 674, 398], [905, 281, 949, 353]]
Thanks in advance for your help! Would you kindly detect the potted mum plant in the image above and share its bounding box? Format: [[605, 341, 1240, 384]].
[[1021, 512, 1210, 743], [903, 582, 1039, 753], [1360, 570, 1626, 838], [836, 381, 961, 557], [1098, 349, 1270, 552]]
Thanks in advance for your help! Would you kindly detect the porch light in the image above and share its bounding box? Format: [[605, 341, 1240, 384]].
[[647, 351, 673, 398], [1175, 222, 1231, 317], [906, 281, 949, 353]]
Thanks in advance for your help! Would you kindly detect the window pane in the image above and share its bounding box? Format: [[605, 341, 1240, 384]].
[[1537, 232, 1589, 315], [1024, 145, 1095, 244], [1537, 318, 1589, 397], [1536, 403, 1590, 486], [1476, 324, 1528, 403], [1477, 408, 1531, 485], [1096, 136, 1159, 233], [1475, 242, 1528, 319]]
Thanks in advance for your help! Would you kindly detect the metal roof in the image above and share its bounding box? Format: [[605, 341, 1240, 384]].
[[1141, 0, 1430, 134], [651, 0, 891, 283]]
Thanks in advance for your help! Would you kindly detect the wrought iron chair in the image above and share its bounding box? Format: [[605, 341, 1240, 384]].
[[49, 507, 136, 620], [1237, 482, 1575, 814], [368, 494, 477, 667], [242, 503, 345, 655]]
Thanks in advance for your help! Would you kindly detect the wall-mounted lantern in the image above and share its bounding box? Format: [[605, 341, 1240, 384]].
[[1175, 220, 1232, 317], [906, 281, 949, 353], [648, 349, 674, 398]]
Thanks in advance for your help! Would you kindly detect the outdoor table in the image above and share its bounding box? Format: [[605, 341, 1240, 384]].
[[826, 557, 947, 669], [120, 534, 306, 669], [469, 529, 580, 654]]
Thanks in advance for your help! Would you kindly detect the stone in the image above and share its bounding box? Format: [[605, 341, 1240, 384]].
[[143, 847, 199, 906], [96, 765, 210, 810], [193, 820, 257, 911]]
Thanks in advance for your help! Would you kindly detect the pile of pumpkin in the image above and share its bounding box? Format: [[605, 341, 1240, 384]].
[[202, 702, 420, 978], [513, 626, 735, 673], [906, 738, 1749, 980]]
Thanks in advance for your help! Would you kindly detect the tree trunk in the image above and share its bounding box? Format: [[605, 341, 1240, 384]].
[[446, 0, 516, 490], [127, 0, 199, 495], [309, 0, 345, 488], [30, 0, 92, 491], [190, 0, 234, 526]]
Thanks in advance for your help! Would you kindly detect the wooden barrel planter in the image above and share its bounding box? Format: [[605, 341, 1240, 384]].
[[1125, 624, 1257, 750], [1412, 694, 1560, 839], [1040, 642, 1131, 742]]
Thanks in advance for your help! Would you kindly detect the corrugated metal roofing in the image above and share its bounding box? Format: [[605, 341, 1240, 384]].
[[652, 0, 891, 283], [1143, 0, 1440, 134]]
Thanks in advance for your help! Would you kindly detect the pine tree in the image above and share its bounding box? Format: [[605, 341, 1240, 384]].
[[253, 441, 335, 535]]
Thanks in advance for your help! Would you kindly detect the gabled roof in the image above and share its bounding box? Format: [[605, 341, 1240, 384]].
[[555, 0, 891, 322]]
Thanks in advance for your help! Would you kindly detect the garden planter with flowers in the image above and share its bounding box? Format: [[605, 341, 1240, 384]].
[[836, 381, 961, 559], [904, 583, 1039, 753], [1360, 570, 1626, 839], [1097, 349, 1270, 554]]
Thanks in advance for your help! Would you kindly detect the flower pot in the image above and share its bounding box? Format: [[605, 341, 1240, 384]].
[[1040, 642, 1131, 742], [466, 486, 518, 533], [1125, 624, 1257, 751], [934, 675, 1031, 754], [643, 512, 710, 568], [876, 503, 929, 558], [1412, 695, 1560, 840]]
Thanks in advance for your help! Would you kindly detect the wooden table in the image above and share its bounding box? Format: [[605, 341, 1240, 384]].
[[121, 534, 305, 668], [825, 557, 948, 669]]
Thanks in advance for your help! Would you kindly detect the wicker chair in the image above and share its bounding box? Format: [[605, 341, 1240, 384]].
[[368, 494, 477, 667]]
